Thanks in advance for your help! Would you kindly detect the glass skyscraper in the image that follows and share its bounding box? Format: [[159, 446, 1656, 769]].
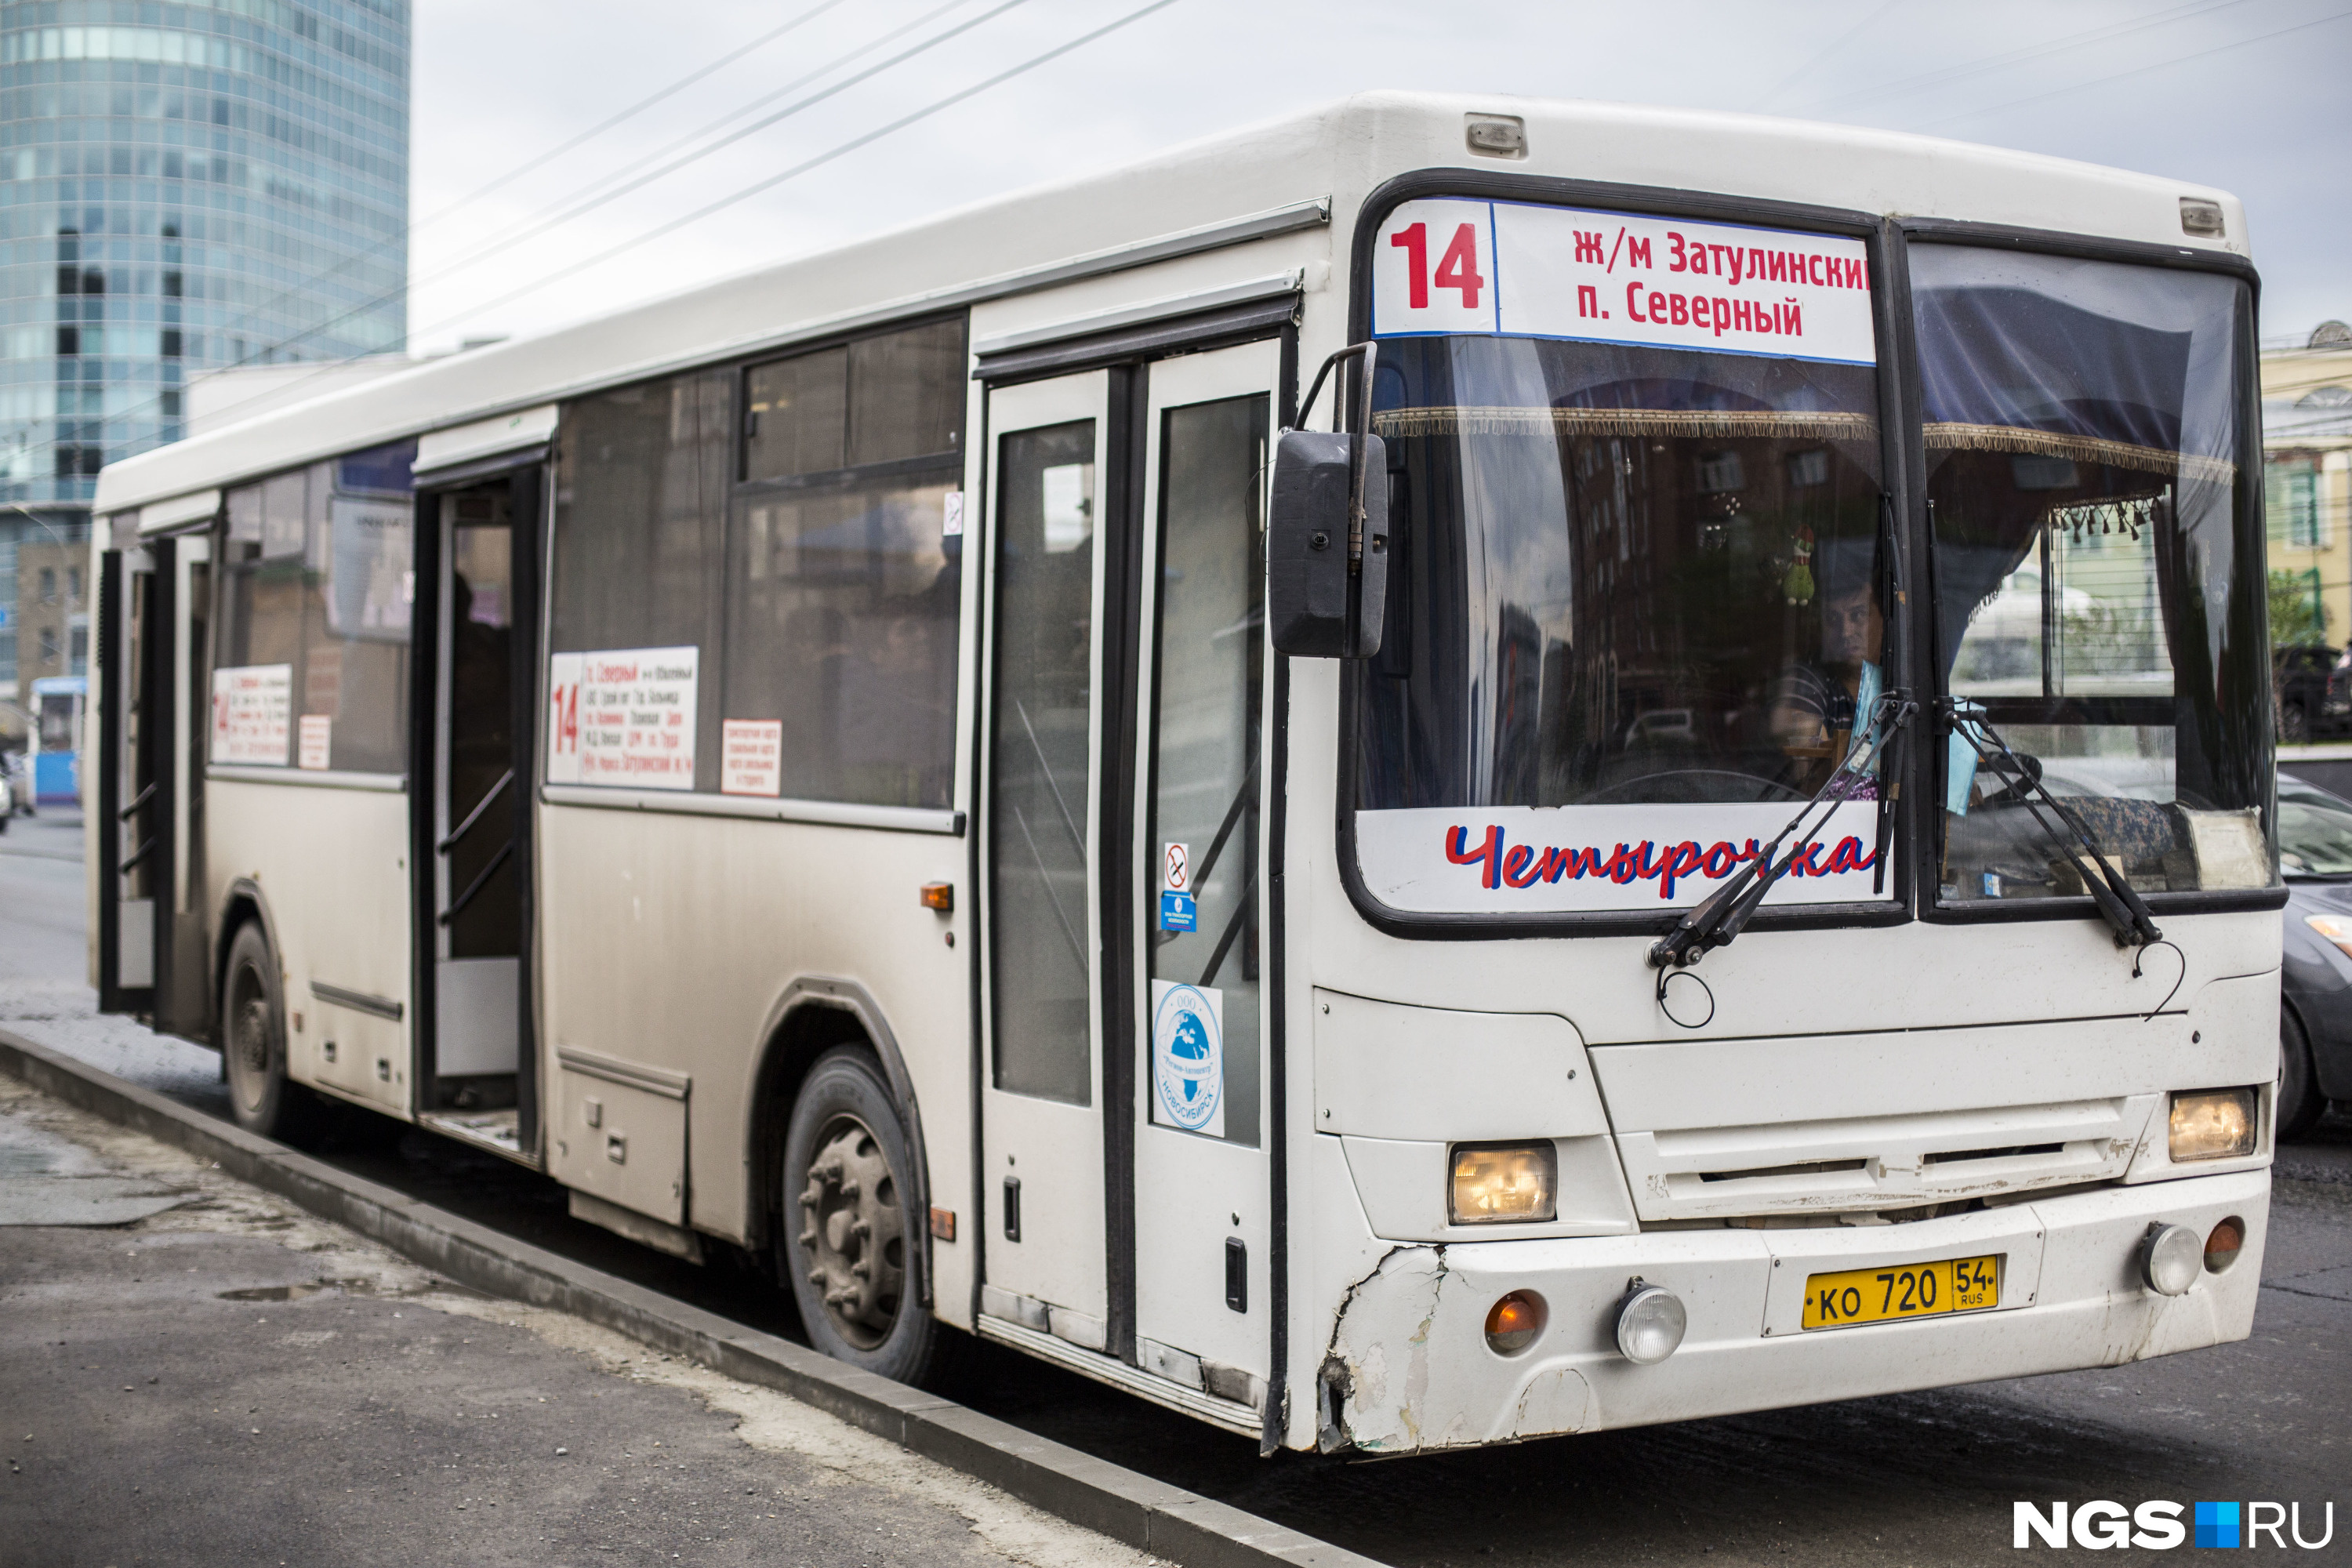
[[0, 0, 407, 753]]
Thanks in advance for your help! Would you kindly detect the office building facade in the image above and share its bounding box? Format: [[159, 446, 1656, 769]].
[[0, 0, 407, 749]]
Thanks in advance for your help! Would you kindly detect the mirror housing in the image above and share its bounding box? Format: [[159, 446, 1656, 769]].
[[1268, 430, 1387, 657]]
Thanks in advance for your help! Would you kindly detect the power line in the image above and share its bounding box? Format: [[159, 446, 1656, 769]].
[[204, 0, 861, 359], [16, 0, 1182, 481], [441, 0, 977, 268], [1796, 0, 2255, 115], [426, 0, 1024, 287], [1904, 5, 2352, 132], [421, 0, 855, 228], [3, 0, 1019, 476], [1748, 0, 1903, 114], [419, 0, 1182, 341]]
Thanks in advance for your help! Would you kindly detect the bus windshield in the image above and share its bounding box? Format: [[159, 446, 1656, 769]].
[[1351, 219, 2270, 920], [1922, 246, 2273, 901]]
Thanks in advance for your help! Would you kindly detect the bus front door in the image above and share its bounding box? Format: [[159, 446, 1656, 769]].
[[417, 473, 542, 1157], [979, 339, 1279, 1424], [98, 530, 212, 1038], [1126, 341, 1277, 1417]]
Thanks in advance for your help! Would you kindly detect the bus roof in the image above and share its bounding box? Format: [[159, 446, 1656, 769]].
[[94, 90, 2249, 516]]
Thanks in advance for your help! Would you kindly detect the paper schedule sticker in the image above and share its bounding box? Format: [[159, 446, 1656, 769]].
[[297, 714, 332, 771], [212, 665, 291, 765], [544, 646, 697, 789], [721, 719, 782, 797]]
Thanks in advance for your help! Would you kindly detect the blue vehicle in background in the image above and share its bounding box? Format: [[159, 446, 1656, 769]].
[[27, 674, 84, 811]]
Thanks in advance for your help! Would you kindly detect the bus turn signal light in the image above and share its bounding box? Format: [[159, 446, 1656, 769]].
[[920, 882, 953, 912], [2204, 1215, 2245, 1273], [1483, 1290, 1547, 1354], [1449, 1142, 1557, 1224], [2168, 1088, 2256, 1162]]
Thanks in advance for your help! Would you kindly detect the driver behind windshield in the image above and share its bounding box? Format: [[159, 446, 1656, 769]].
[[1767, 537, 1884, 796]]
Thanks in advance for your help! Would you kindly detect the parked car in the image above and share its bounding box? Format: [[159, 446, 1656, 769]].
[[2274, 644, 2344, 742], [2273, 771, 2352, 1135]]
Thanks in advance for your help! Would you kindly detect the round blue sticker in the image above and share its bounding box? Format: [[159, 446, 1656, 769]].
[[1151, 982, 1223, 1134]]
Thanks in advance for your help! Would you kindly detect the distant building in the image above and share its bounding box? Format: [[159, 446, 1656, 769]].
[[0, 0, 409, 749], [2265, 320, 2352, 646]]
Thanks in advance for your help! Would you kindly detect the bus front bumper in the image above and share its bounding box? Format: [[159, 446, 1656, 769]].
[[1317, 1168, 2267, 1454]]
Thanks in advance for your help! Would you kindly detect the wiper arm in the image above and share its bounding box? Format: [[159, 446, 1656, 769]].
[[1648, 691, 1917, 973], [1941, 698, 2163, 949]]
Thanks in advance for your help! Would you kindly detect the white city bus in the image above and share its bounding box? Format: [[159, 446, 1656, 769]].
[[88, 94, 2281, 1455]]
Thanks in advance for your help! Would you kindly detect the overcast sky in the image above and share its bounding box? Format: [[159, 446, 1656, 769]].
[[403, 0, 2350, 357]]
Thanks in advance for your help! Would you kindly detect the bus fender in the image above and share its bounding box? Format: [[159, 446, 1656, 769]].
[[210, 877, 281, 1049], [746, 975, 932, 1309]]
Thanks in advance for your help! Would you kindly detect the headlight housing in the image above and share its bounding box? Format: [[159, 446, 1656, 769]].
[[2303, 914, 2352, 959], [2167, 1087, 2257, 1162], [1448, 1142, 1557, 1224]]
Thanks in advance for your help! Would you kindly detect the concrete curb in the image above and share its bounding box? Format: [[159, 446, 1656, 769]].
[[0, 1027, 1372, 1568]]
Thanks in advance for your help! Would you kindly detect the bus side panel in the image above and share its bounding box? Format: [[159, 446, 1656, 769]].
[[535, 806, 973, 1315], [208, 779, 412, 1111]]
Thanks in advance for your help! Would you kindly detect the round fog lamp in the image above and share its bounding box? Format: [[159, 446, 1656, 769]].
[[1483, 1290, 1548, 1355], [2140, 1222, 2201, 1297], [1613, 1282, 1687, 1365], [2204, 1215, 2245, 1274]]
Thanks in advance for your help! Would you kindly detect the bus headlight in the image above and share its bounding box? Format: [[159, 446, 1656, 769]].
[[1448, 1142, 1557, 1224], [2168, 1088, 2256, 1161]]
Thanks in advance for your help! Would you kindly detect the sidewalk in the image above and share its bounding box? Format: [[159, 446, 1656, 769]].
[[0, 1073, 1157, 1568]]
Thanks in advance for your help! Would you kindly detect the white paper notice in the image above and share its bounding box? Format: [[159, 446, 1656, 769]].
[[1355, 801, 1887, 914], [720, 719, 782, 797], [297, 714, 332, 771], [544, 647, 698, 789], [942, 491, 964, 539], [1373, 198, 1878, 365], [212, 665, 291, 765]]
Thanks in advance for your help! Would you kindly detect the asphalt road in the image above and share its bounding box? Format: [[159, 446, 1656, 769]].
[[0, 1075, 1157, 1568], [5, 814, 2348, 1566]]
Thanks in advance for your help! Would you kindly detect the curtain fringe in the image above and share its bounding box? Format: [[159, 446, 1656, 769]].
[[1922, 422, 2235, 486]]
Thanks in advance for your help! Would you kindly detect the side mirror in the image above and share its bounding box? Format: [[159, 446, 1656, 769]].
[[1268, 347, 1388, 659]]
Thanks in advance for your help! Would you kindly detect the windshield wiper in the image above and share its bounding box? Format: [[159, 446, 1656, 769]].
[[1941, 698, 2163, 949], [1648, 691, 1916, 974], [1650, 493, 1915, 976]]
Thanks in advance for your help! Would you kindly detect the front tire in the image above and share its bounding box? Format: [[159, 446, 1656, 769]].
[[2280, 1004, 2325, 1142], [221, 921, 318, 1142], [780, 1046, 937, 1385]]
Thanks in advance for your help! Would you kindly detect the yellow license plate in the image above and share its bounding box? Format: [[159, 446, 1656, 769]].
[[1801, 1254, 2002, 1330]]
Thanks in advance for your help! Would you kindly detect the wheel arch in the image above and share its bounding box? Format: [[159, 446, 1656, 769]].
[[745, 975, 932, 1308], [210, 877, 281, 1050]]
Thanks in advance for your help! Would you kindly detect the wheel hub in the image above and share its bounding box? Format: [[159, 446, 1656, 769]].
[[797, 1116, 904, 1350]]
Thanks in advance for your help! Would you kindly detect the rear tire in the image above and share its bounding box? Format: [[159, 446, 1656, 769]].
[[221, 921, 319, 1143], [779, 1046, 938, 1386], [2282, 702, 2311, 744], [2280, 1004, 2325, 1142]]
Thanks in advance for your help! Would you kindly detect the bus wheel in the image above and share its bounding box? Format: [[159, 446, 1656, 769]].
[[781, 1047, 935, 1385], [221, 922, 317, 1142]]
